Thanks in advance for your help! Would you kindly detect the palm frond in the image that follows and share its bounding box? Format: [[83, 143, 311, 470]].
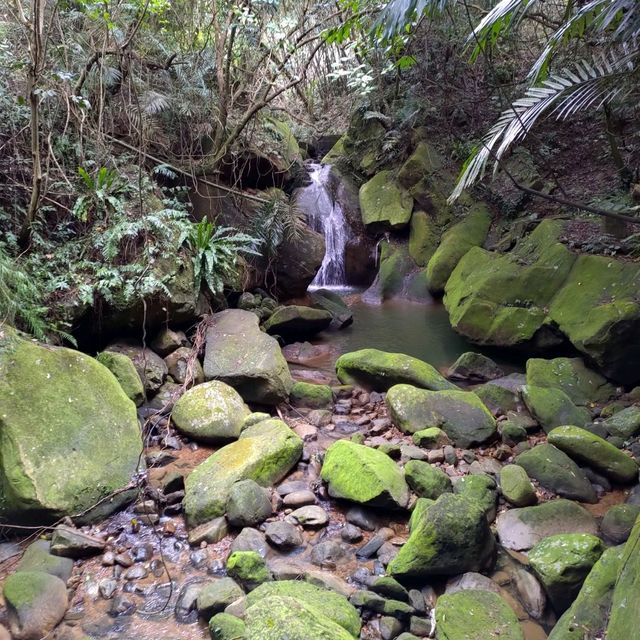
[[374, 0, 454, 41], [450, 48, 639, 202]]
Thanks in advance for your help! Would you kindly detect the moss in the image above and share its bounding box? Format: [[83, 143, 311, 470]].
[[367, 241, 417, 302], [408, 498, 434, 532], [0, 331, 142, 524], [435, 589, 524, 640], [95, 351, 145, 406], [17, 540, 73, 582], [359, 170, 413, 231], [184, 419, 302, 526], [263, 116, 301, 164], [408, 211, 439, 267], [397, 142, 443, 190], [208, 613, 246, 640], [548, 425, 638, 483], [516, 443, 597, 503], [386, 384, 496, 447], [529, 533, 604, 613], [289, 381, 333, 409], [426, 207, 491, 294], [521, 385, 591, 433], [321, 135, 346, 164], [411, 427, 450, 449], [404, 460, 452, 499], [474, 382, 521, 415], [453, 474, 497, 521], [321, 440, 409, 509], [335, 348, 457, 392], [226, 551, 271, 590], [602, 405, 640, 438], [246, 581, 361, 637], [499, 465, 536, 507], [172, 381, 250, 444], [601, 504, 640, 544]]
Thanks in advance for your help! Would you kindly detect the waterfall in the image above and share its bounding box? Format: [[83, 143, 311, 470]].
[[300, 163, 350, 288]]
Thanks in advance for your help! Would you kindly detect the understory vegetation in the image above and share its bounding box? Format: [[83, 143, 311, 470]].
[[1, 0, 639, 339]]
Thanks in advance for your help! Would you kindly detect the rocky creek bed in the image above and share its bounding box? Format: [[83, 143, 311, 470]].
[[1, 306, 640, 640]]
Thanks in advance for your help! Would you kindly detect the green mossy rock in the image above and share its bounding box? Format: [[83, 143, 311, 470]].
[[525, 357, 614, 406], [443, 220, 575, 347], [426, 207, 492, 295], [246, 581, 361, 637], [404, 460, 452, 499], [310, 289, 353, 329], [448, 352, 504, 382], [528, 533, 604, 613], [408, 211, 439, 267], [275, 224, 325, 299], [387, 493, 495, 577], [408, 497, 435, 532], [516, 444, 597, 503], [499, 465, 537, 507], [606, 516, 640, 638], [386, 384, 496, 447], [397, 142, 443, 191], [262, 305, 333, 341], [453, 474, 498, 522], [435, 589, 524, 640], [226, 551, 271, 591], [521, 385, 591, 433], [601, 504, 640, 544], [289, 381, 333, 409], [549, 544, 623, 640], [0, 329, 142, 524], [548, 425, 638, 483], [17, 540, 73, 582], [172, 381, 251, 444], [106, 340, 168, 393], [208, 613, 246, 640], [602, 405, 640, 438], [321, 440, 410, 509], [196, 578, 244, 619], [474, 381, 521, 415], [203, 310, 293, 404], [226, 479, 272, 528], [95, 351, 145, 406], [359, 170, 413, 231], [548, 254, 640, 385], [184, 419, 302, 526], [321, 135, 346, 164], [336, 349, 456, 392], [412, 427, 451, 449]]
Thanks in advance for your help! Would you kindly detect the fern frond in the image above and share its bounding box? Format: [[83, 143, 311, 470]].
[[374, 0, 454, 40], [142, 90, 171, 115]]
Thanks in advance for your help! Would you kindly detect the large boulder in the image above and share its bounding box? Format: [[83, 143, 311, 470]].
[[309, 289, 353, 329], [321, 440, 410, 509], [0, 329, 142, 524], [387, 493, 495, 577], [386, 384, 496, 447], [203, 309, 293, 404], [444, 220, 575, 348], [525, 357, 614, 406], [528, 533, 604, 613], [549, 544, 623, 640], [408, 210, 439, 267], [516, 444, 597, 503], [496, 499, 598, 551], [426, 207, 492, 294], [171, 381, 251, 443], [602, 405, 640, 438], [359, 170, 413, 231], [548, 425, 638, 483], [263, 306, 332, 341], [184, 419, 302, 526], [335, 349, 456, 392], [499, 465, 537, 507], [435, 589, 524, 640], [275, 224, 325, 298], [521, 385, 591, 433]]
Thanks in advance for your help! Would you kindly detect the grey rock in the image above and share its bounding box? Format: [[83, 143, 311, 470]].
[[264, 521, 303, 550]]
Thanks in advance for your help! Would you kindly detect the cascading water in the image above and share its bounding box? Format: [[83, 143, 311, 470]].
[[300, 163, 351, 288]]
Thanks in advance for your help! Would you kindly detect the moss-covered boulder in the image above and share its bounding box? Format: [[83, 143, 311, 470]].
[[336, 348, 455, 392], [171, 381, 251, 444], [412, 427, 451, 449], [246, 581, 361, 638], [602, 405, 640, 438], [499, 464, 537, 507], [387, 493, 495, 577], [443, 220, 575, 347], [208, 613, 246, 640], [516, 443, 597, 503], [386, 384, 496, 447], [321, 440, 409, 509], [435, 589, 524, 640], [601, 503, 640, 544], [548, 254, 640, 385], [404, 460, 452, 499], [448, 352, 504, 382], [275, 224, 325, 299], [408, 210, 439, 267], [203, 309, 293, 404], [525, 357, 614, 406], [426, 207, 492, 295], [529, 533, 604, 613], [548, 425, 638, 483], [359, 170, 413, 231], [184, 419, 302, 526], [95, 351, 144, 406], [0, 329, 143, 524], [196, 578, 244, 619], [496, 499, 598, 551], [263, 305, 333, 341], [606, 516, 640, 637], [521, 385, 591, 433], [549, 544, 623, 640], [310, 288, 353, 329], [289, 381, 333, 409], [226, 551, 272, 591], [453, 474, 498, 522], [3, 570, 69, 640]]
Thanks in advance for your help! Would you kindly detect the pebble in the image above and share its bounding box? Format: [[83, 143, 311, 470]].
[[109, 596, 136, 617], [282, 490, 316, 507], [114, 552, 134, 568], [427, 449, 445, 463], [310, 540, 349, 568], [277, 480, 308, 497], [101, 551, 115, 566], [341, 524, 364, 543], [99, 579, 118, 599], [124, 565, 148, 580], [288, 505, 329, 528], [264, 521, 303, 550], [346, 506, 379, 531], [443, 445, 457, 465]]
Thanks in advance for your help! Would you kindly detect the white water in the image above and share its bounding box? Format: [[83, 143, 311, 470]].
[[301, 163, 351, 288]]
